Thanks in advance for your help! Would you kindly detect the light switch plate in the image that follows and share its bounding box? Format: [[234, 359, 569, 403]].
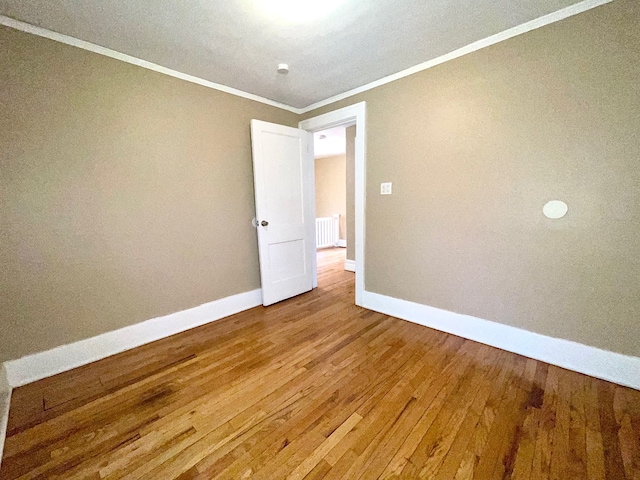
[[380, 182, 392, 195]]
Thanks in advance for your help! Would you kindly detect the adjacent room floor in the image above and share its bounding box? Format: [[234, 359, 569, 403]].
[[1, 248, 639, 479]]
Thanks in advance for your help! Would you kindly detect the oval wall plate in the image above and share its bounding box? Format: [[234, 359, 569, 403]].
[[543, 200, 568, 219]]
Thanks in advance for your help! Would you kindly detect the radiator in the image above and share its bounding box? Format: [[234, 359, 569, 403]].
[[316, 215, 340, 249]]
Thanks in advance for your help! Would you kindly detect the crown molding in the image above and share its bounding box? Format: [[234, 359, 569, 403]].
[[297, 0, 613, 114], [1, 0, 614, 117], [0, 15, 303, 114]]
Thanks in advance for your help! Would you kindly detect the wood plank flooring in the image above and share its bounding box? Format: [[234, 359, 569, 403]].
[[1, 247, 639, 479]]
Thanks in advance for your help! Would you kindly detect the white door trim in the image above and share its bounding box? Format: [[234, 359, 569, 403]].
[[299, 102, 366, 305]]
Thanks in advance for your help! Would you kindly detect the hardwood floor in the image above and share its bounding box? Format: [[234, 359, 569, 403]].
[[1, 247, 639, 479]]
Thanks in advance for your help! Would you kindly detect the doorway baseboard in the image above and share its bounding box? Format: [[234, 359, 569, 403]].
[[344, 259, 356, 272], [2, 288, 262, 388], [336, 239, 347, 248], [362, 290, 640, 391]]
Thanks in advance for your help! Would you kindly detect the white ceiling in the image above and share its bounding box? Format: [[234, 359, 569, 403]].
[[0, 0, 587, 109], [314, 127, 346, 158]]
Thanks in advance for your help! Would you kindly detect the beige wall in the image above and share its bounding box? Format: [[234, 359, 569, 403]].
[[302, 0, 640, 357], [345, 126, 356, 261], [0, 26, 298, 362], [314, 155, 347, 240], [2, 0, 639, 364]]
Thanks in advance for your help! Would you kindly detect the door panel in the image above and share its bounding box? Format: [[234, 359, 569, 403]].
[[269, 240, 306, 281], [251, 120, 314, 306]]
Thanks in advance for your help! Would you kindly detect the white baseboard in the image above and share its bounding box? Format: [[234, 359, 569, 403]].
[[344, 259, 356, 272], [0, 365, 8, 395], [0, 390, 9, 470], [336, 239, 347, 248], [3, 289, 262, 388], [0, 365, 11, 470], [362, 290, 640, 391]]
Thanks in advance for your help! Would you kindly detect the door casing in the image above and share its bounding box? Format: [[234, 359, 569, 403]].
[[299, 102, 366, 306]]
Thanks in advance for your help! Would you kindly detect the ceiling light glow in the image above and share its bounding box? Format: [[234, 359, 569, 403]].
[[254, 0, 346, 22]]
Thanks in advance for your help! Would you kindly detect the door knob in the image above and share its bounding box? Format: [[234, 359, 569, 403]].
[[261, 220, 269, 226]]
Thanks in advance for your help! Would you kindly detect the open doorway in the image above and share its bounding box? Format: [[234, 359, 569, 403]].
[[312, 126, 353, 285], [249, 103, 364, 307], [299, 102, 366, 305]]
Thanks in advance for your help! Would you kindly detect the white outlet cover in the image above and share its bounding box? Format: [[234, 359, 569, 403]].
[[381, 182, 392, 195], [543, 200, 568, 219]]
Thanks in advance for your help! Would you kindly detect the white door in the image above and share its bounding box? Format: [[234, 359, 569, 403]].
[[251, 120, 315, 306]]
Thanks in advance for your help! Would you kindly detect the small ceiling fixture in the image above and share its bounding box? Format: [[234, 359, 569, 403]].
[[319, 134, 327, 139], [277, 63, 289, 74]]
